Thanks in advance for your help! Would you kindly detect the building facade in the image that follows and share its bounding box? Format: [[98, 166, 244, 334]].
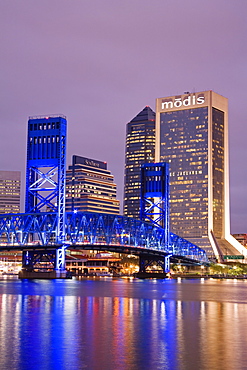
[[0, 170, 21, 214], [155, 90, 244, 260], [232, 234, 247, 247], [66, 155, 120, 215], [123, 106, 156, 218], [66, 250, 120, 276]]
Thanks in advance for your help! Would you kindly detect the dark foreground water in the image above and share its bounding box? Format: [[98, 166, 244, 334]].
[[0, 276, 247, 370]]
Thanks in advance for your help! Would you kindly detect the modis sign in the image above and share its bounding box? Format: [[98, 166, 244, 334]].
[[161, 94, 205, 110]]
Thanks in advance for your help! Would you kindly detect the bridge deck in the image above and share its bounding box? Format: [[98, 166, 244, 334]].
[[0, 212, 208, 264]]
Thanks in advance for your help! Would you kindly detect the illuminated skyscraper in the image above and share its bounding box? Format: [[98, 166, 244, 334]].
[[66, 155, 120, 215], [0, 170, 21, 214], [156, 90, 244, 260], [123, 106, 155, 218]]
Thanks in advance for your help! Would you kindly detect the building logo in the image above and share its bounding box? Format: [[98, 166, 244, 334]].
[[85, 159, 100, 168], [161, 94, 205, 110]]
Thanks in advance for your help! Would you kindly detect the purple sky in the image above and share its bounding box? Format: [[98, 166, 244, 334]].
[[0, 0, 246, 233]]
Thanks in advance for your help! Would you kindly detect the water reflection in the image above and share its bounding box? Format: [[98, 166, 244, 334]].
[[0, 279, 246, 369]]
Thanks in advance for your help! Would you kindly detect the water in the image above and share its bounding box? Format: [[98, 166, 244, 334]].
[[0, 276, 246, 370]]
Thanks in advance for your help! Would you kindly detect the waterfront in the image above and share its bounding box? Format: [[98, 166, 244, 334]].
[[0, 277, 247, 370]]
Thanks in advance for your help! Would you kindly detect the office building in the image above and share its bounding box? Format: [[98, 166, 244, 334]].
[[123, 106, 156, 218], [0, 170, 21, 214], [155, 90, 244, 260], [66, 155, 120, 215]]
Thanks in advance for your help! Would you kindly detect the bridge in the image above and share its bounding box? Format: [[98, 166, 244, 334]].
[[1, 114, 208, 278], [0, 211, 208, 277]]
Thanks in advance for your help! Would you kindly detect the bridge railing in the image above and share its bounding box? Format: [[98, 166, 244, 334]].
[[0, 212, 208, 263]]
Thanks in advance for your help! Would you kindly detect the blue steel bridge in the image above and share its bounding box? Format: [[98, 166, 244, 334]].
[[7, 114, 208, 277], [0, 211, 208, 271]]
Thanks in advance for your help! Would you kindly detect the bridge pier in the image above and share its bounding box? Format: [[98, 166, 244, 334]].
[[134, 254, 170, 279], [19, 249, 70, 279]]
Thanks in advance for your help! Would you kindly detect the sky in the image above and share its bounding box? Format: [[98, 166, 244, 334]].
[[0, 0, 246, 233]]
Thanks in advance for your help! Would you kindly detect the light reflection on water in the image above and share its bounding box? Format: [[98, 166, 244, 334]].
[[0, 278, 246, 369]]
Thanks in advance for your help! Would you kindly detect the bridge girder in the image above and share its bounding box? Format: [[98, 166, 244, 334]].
[[0, 212, 208, 265]]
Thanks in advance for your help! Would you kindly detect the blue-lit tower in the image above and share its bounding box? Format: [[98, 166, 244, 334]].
[[138, 162, 170, 274], [140, 163, 169, 230], [25, 115, 67, 272]]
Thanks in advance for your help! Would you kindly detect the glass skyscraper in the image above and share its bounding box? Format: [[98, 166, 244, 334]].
[[156, 90, 244, 260], [123, 106, 155, 218]]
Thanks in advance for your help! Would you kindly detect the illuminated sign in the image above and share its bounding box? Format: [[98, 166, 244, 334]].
[[223, 255, 244, 260], [161, 94, 205, 110], [85, 159, 100, 168]]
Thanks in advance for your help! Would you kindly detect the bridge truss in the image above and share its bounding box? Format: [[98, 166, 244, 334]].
[[0, 211, 208, 266]]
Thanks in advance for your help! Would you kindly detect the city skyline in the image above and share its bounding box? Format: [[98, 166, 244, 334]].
[[0, 0, 246, 233]]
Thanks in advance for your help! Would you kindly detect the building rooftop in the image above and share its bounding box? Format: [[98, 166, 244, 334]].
[[130, 106, 155, 123]]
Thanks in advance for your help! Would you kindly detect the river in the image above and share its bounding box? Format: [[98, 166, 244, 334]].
[[0, 276, 246, 370]]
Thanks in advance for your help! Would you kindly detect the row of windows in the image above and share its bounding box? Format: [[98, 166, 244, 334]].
[[30, 136, 60, 144], [29, 122, 60, 131], [0, 180, 20, 183]]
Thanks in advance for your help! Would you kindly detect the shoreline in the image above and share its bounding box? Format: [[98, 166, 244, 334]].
[[169, 274, 247, 280]]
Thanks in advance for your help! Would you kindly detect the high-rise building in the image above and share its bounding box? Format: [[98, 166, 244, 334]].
[[66, 155, 120, 215], [0, 170, 21, 214], [123, 106, 156, 218], [155, 90, 244, 260]]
